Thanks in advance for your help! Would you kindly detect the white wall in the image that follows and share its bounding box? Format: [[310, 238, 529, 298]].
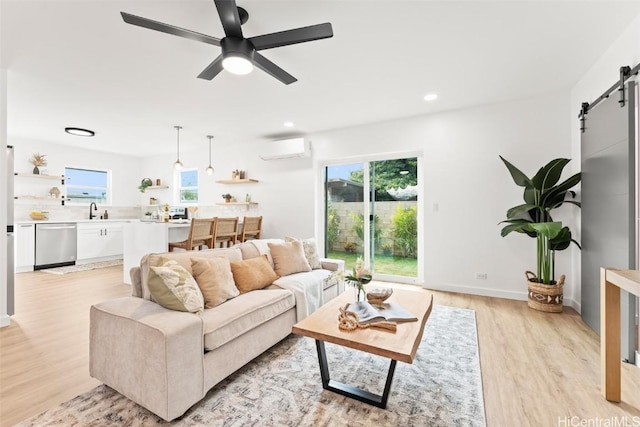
[[570, 14, 640, 312]]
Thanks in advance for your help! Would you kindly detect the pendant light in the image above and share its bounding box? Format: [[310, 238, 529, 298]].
[[205, 135, 214, 175], [173, 125, 183, 170]]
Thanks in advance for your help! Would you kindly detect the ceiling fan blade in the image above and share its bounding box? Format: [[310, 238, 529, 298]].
[[249, 23, 333, 51], [214, 0, 243, 39], [197, 55, 225, 80], [121, 12, 221, 46], [253, 53, 297, 85]]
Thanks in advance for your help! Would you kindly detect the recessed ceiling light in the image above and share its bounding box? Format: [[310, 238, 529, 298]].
[[423, 93, 438, 101], [65, 127, 95, 137], [283, 121, 294, 128]]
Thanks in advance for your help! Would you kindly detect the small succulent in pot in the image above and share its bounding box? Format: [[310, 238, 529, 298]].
[[222, 193, 233, 202]]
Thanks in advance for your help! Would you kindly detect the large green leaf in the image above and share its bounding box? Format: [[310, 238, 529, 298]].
[[550, 226, 571, 251], [499, 219, 533, 237], [523, 186, 538, 205], [532, 158, 571, 190], [499, 156, 533, 188], [527, 222, 563, 239], [506, 203, 538, 219], [541, 172, 581, 208]]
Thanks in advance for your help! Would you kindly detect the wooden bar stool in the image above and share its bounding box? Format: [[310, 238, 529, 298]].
[[240, 216, 262, 242], [214, 217, 239, 248], [168, 218, 216, 252]]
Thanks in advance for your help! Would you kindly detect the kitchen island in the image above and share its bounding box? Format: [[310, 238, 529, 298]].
[[122, 221, 190, 284]]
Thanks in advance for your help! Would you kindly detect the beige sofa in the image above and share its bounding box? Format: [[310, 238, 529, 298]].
[[89, 239, 344, 421]]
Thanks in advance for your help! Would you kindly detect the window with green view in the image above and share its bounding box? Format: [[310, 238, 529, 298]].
[[179, 169, 198, 204]]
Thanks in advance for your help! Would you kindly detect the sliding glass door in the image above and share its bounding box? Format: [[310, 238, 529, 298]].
[[324, 156, 420, 283]]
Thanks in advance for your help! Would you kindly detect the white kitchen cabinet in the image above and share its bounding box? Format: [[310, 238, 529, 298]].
[[15, 223, 35, 272], [77, 222, 125, 261]]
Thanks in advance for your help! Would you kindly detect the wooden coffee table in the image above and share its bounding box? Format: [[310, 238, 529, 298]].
[[292, 284, 433, 408]]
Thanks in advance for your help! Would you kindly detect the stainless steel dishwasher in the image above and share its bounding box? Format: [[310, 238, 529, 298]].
[[35, 223, 77, 269]]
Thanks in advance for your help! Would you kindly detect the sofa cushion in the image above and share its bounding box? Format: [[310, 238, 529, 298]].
[[247, 239, 284, 267], [285, 236, 322, 269], [140, 247, 242, 301], [273, 269, 331, 320], [201, 289, 295, 351], [191, 257, 239, 308], [268, 241, 312, 276], [148, 258, 204, 313], [230, 255, 279, 293]]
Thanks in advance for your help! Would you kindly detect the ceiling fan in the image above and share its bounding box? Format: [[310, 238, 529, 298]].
[[121, 0, 333, 85]]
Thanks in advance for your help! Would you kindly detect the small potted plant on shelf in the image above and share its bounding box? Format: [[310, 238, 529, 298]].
[[30, 152, 47, 174], [222, 193, 233, 203], [498, 156, 581, 313], [138, 178, 152, 193]]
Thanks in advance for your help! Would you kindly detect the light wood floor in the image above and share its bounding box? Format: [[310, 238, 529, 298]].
[[1, 268, 639, 426]]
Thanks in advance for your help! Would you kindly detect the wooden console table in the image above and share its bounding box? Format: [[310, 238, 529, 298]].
[[601, 268, 640, 401]]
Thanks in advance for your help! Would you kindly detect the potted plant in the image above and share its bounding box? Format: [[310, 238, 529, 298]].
[[499, 156, 581, 313], [138, 178, 152, 193], [30, 152, 47, 174], [222, 193, 233, 203]]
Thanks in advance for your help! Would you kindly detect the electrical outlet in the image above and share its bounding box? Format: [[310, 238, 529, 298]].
[[475, 273, 487, 280]]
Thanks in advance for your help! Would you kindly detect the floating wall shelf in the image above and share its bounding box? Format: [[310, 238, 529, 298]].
[[216, 179, 259, 184], [146, 185, 169, 190]]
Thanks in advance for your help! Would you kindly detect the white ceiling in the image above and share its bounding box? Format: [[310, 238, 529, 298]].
[[2, 1, 639, 157]]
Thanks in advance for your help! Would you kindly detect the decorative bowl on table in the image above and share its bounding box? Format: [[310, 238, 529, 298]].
[[29, 211, 49, 220], [366, 288, 393, 305]]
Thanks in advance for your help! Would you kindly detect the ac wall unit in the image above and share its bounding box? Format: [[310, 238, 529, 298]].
[[259, 138, 310, 160]]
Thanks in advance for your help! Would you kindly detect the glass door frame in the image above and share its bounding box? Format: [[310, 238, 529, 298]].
[[317, 150, 424, 285]]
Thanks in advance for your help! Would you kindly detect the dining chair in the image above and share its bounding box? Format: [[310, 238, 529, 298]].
[[239, 216, 262, 242], [214, 217, 239, 248], [168, 218, 216, 252]]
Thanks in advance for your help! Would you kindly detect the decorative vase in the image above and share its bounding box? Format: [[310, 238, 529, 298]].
[[525, 271, 565, 313], [354, 282, 366, 302], [33, 166, 40, 174]]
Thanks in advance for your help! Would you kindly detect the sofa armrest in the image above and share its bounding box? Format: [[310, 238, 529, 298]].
[[90, 297, 204, 421], [130, 267, 142, 297], [320, 257, 345, 272]]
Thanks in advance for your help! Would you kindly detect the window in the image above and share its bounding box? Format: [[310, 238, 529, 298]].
[[178, 169, 198, 204], [65, 167, 110, 204]]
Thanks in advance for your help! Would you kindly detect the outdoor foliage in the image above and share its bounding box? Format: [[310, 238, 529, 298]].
[[326, 202, 340, 251], [348, 158, 418, 200], [391, 204, 417, 257], [350, 212, 382, 248]]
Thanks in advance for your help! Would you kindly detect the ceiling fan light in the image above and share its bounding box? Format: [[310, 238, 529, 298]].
[[222, 55, 253, 75]]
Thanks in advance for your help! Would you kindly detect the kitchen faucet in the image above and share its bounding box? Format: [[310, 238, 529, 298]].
[[89, 202, 98, 220]]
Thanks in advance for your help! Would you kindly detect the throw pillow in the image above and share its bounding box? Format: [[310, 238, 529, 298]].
[[230, 255, 279, 294], [191, 257, 239, 308], [148, 258, 204, 313], [285, 236, 322, 269], [268, 240, 312, 276]]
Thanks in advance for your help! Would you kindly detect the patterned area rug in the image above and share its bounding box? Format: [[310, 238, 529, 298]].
[[17, 305, 485, 426], [39, 259, 123, 275]]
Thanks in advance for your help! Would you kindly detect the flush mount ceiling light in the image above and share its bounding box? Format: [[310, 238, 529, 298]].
[[423, 93, 438, 101], [65, 127, 95, 137], [206, 135, 215, 175], [173, 125, 183, 171]]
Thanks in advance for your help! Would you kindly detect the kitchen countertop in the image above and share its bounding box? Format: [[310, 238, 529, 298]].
[[15, 219, 141, 225]]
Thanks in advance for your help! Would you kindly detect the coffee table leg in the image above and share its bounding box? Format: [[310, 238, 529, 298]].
[[315, 339, 397, 408]]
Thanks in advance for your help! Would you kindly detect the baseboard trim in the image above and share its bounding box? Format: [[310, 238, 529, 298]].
[[423, 283, 581, 312], [0, 314, 11, 328]]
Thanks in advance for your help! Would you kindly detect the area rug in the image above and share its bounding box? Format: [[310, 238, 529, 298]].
[[17, 305, 486, 426], [39, 259, 123, 275]]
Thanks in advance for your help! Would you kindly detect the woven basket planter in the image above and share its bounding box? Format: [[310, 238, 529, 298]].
[[525, 271, 565, 313]]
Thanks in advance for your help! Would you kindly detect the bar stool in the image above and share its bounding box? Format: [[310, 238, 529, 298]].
[[168, 218, 216, 252], [240, 216, 262, 242], [214, 217, 239, 248]]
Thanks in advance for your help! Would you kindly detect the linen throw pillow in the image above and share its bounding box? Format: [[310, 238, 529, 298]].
[[191, 257, 240, 308], [268, 240, 312, 276], [284, 236, 322, 269], [230, 255, 279, 293], [148, 258, 204, 313]]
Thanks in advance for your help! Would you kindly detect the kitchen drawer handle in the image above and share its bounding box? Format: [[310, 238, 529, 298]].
[[20, 224, 32, 228], [38, 226, 76, 230]]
